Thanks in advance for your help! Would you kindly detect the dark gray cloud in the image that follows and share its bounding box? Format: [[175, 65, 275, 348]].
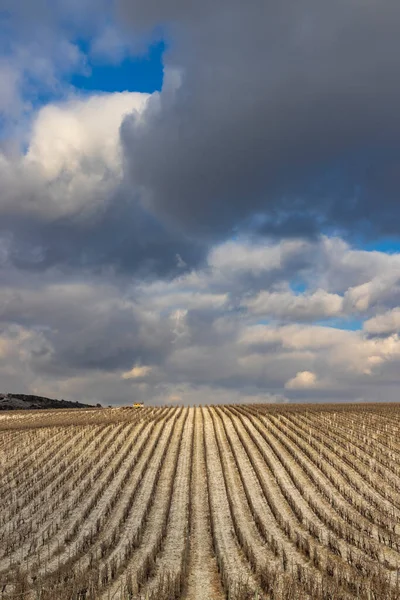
[[4, 0, 400, 280], [0, 0, 112, 32], [0, 199, 205, 276], [118, 0, 400, 238]]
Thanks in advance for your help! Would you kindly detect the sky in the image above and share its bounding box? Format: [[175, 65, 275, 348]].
[[1, 1, 400, 406]]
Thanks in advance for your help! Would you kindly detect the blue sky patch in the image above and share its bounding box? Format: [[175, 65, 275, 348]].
[[71, 40, 165, 94], [290, 281, 308, 294], [360, 238, 400, 255], [316, 317, 364, 331]]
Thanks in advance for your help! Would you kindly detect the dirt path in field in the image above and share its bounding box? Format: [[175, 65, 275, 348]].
[[202, 408, 261, 599], [183, 408, 225, 600]]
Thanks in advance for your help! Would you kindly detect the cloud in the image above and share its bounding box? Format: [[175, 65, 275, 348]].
[[0, 6, 93, 140], [364, 308, 400, 336], [117, 0, 400, 238], [0, 89, 206, 275], [122, 364, 152, 379], [166, 394, 182, 404], [244, 289, 343, 321], [1, 92, 148, 218], [2, 0, 400, 406], [0, 61, 23, 121], [208, 238, 313, 275], [344, 272, 400, 313], [285, 371, 318, 390], [5, 3, 400, 277], [1, 236, 400, 404]]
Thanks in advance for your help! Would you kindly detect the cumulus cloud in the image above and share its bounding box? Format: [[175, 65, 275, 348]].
[[285, 371, 318, 390], [122, 364, 152, 379], [344, 273, 400, 313], [0, 92, 148, 218], [208, 239, 310, 274], [364, 308, 400, 336], [244, 289, 343, 321]]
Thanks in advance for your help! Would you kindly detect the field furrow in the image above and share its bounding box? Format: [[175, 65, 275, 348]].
[[2, 403, 400, 600], [183, 408, 224, 600]]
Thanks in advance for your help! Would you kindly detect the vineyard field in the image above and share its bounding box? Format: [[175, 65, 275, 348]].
[[1, 403, 400, 599]]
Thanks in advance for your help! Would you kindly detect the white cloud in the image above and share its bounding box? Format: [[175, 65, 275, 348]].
[[170, 308, 190, 344], [208, 238, 312, 274], [244, 288, 343, 320], [364, 308, 400, 335], [21, 92, 148, 217], [322, 332, 400, 376], [285, 371, 318, 390], [122, 364, 152, 379], [344, 273, 400, 313], [239, 323, 351, 351], [137, 289, 228, 313], [26, 93, 148, 180], [0, 91, 150, 221]]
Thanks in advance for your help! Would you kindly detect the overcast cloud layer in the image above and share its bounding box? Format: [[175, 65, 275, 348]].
[[0, 1, 400, 405], [119, 0, 400, 237]]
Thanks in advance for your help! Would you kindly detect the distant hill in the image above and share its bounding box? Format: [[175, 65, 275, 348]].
[[0, 393, 95, 410]]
